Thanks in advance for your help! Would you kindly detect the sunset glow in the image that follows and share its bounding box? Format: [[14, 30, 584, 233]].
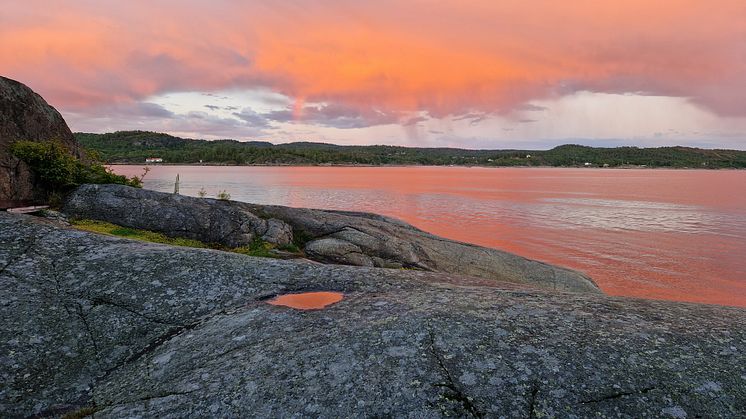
[[2, 1, 745, 147]]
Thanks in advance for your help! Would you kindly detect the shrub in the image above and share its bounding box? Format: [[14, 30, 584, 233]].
[[10, 140, 144, 192], [217, 190, 231, 200]]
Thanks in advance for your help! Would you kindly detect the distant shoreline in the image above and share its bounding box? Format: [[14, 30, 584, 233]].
[[105, 162, 745, 170], [78, 131, 746, 169]]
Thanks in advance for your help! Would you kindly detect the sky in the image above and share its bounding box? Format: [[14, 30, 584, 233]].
[[1, 0, 745, 149]]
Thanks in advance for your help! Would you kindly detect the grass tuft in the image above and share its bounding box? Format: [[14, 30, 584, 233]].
[[69, 219, 304, 259], [61, 406, 99, 419], [70, 219, 208, 248]]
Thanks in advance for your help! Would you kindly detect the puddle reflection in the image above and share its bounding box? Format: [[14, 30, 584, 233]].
[[268, 292, 344, 310]]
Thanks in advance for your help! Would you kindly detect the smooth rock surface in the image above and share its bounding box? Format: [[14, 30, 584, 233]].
[[63, 184, 293, 247], [1, 212, 744, 418], [63, 184, 600, 294], [0, 76, 82, 202]]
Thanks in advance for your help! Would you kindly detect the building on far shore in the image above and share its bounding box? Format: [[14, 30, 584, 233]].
[[145, 157, 163, 164]]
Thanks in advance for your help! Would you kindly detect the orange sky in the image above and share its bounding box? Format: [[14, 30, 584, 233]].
[[1, 1, 745, 147]]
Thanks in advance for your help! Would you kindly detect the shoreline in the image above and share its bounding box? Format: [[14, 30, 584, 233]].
[[105, 162, 746, 170]]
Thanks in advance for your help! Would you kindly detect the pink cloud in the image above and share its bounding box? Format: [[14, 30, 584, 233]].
[[0, 0, 744, 121]]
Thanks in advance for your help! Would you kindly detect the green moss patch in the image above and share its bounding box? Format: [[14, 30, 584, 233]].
[[69, 219, 302, 259], [70, 219, 208, 248]]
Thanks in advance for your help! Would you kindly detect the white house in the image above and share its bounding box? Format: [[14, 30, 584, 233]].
[[145, 157, 163, 163]]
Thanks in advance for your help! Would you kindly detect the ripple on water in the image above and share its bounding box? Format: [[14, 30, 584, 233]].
[[267, 292, 344, 310]]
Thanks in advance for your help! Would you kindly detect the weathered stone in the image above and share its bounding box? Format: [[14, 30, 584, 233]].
[[0, 212, 744, 418], [304, 237, 375, 267], [63, 183, 293, 247], [63, 184, 600, 294], [0, 76, 82, 202]]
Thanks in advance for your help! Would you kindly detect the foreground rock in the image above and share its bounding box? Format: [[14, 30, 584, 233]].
[[1, 212, 744, 417], [63, 184, 600, 294], [0, 76, 82, 202]]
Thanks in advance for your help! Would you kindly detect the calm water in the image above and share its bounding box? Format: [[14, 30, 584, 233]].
[[113, 165, 746, 307]]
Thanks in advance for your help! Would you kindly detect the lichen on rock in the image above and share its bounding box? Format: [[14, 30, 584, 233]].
[[63, 184, 600, 294], [1, 212, 744, 417]]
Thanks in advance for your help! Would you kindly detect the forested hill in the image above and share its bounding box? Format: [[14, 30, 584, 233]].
[[76, 131, 746, 168]]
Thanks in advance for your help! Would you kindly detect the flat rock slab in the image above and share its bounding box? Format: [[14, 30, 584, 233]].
[[63, 184, 600, 294], [1, 213, 744, 418]]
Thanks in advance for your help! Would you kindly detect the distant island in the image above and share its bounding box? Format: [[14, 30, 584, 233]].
[[77, 131, 746, 168]]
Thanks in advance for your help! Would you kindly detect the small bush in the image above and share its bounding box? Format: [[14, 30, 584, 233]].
[[217, 190, 231, 200], [10, 140, 144, 193]]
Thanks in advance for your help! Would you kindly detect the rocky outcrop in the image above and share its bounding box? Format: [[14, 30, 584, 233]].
[[1, 212, 744, 417], [64, 184, 293, 247], [0, 76, 82, 202], [63, 184, 600, 293]]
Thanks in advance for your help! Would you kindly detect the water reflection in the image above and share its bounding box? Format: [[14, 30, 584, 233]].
[[534, 198, 720, 233], [112, 165, 746, 307], [268, 292, 344, 310]]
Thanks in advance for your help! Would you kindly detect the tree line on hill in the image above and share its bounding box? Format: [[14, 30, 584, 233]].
[[75, 131, 746, 168]]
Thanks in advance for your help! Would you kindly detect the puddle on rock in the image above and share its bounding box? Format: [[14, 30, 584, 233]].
[[267, 291, 344, 310]]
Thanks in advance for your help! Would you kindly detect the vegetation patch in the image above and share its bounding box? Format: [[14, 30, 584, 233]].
[[69, 219, 303, 259], [61, 406, 99, 419], [291, 229, 315, 249], [10, 140, 146, 191], [76, 130, 746, 168], [70, 219, 208, 248]]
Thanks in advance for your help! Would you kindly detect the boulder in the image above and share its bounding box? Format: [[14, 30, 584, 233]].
[[0, 76, 82, 202], [1, 212, 744, 417], [63, 184, 600, 293], [63, 183, 293, 247]]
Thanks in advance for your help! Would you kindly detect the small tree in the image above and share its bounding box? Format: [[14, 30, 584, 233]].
[[10, 140, 142, 189], [217, 190, 231, 200], [128, 167, 150, 188], [197, 187, 207, 198]]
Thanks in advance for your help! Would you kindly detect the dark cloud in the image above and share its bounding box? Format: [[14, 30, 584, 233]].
[[232, 107, 271, 128], [263, 109, 293, 122], [452, 112, 483, 121], [453, 112, 489, 125], [65, 103, 267, 140], [79, 101, 175, 119], [204, 104, 221, 111], [403, 115, 428, 126], [518, 104, 548, 112], [264, 103, 401, 129], [201, 92, 231, 100]]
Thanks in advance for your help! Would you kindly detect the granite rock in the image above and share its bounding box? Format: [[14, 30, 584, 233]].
[[63, 184, 600, 294], [1, 212, 744, 418], [0, 76, 82, 202]]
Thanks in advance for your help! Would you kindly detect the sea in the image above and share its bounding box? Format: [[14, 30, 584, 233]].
[[112, 165, 746, 307]]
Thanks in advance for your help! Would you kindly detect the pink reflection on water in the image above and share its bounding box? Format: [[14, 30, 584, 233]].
[[113, 165, 746, 307], [268, 292, 344, 310]]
